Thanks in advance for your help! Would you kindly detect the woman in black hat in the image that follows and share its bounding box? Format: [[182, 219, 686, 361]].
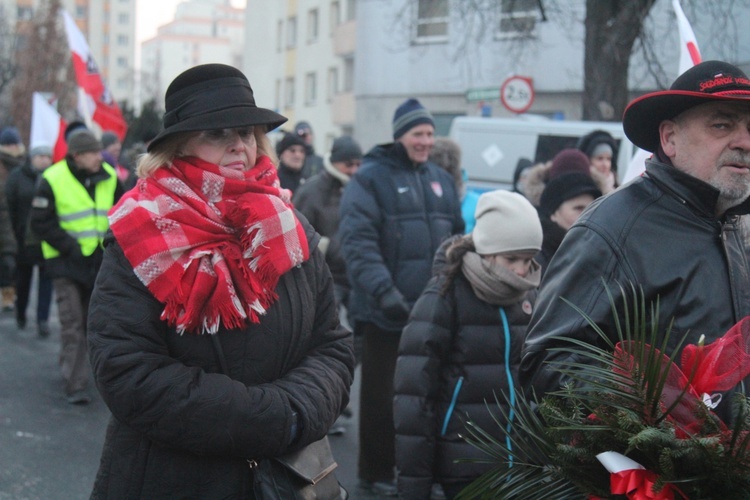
[[536, 172, 602, 275], [87, 64, 354, 498]]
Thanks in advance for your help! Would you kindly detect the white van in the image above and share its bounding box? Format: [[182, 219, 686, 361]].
[[448, 116, 636, 191]]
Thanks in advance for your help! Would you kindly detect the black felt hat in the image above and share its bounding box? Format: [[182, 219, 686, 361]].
[[148, 64, 287, 152], [623, 60, 750, 153]]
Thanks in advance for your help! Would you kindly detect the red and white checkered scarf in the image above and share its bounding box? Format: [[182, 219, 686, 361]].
[[109, 155, 309, 334]]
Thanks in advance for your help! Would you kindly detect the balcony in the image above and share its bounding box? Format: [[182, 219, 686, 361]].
[[332, 20, 356, 56], [331, 91, 355, 126]]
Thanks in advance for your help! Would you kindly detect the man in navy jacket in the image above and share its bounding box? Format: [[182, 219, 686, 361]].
[[339, 98, 464, 495]]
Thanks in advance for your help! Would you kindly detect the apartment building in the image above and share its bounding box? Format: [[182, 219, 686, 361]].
[[244, 0, 356, 155], [245, 0, 750, 154], [140, 0, 245, 108]]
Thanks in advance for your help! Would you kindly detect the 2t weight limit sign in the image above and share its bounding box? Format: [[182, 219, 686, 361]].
[[500, 76, 535, 114]]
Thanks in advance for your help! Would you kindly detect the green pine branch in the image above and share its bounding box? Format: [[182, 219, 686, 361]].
[[454, 281, 750, 499]]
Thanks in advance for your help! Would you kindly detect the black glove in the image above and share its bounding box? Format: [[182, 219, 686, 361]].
[[378, 287, 410, 322], [0, 254, 15, 284]]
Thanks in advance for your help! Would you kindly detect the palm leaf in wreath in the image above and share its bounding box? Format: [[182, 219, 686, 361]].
[[454, 282, 750, 499]]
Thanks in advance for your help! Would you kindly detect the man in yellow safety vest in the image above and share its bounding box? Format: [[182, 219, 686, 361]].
[[30, 129, 124, 405]]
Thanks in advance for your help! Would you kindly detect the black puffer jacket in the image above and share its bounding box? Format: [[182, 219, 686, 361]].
[[394, 271, 535, 498], [339, 142, 464, 331], [88, 221, 355, 499], [521, 160, 750, 411]]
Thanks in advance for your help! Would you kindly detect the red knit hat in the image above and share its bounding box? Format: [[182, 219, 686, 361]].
[[548, 149, 591, 180]]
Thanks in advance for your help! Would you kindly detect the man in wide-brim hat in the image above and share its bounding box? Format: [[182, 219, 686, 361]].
[[520, 60, 750, 424]]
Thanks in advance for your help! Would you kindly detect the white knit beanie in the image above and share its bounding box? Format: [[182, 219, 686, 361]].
[[473, 190, 543, 254]]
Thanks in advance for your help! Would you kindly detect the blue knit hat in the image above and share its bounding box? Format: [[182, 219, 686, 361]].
[[392, 98, 434, 140], [0, 127, 21, 145]]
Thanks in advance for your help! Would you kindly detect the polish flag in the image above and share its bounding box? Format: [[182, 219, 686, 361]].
[[622, 0, 702, 184], [30, 92, 68, 163], [62, 9, 127, 141], [673, 0, 702, 73]]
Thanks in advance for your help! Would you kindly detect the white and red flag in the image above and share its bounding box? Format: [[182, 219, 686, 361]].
[[622, 0, 702, 184], [30, 92, 68, 163], [673, 0, 702, 74], [62, 9, 127, 140]]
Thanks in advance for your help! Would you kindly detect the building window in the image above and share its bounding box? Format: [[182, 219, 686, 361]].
[[76, 5, 86, 17], [117, 56, 128, 68], [345, 0, 356, 21], [286, 17, 297, 48], [497, 0, 537, 38], [275, 78, 281, 110], [330, 1, 340, 34], [307, 9, 319, 43], [415, 0, 448, 42], [118, 12, 129, 23], [305, 72, 317, 106], [284, 77, 295, 108], [342, 56, 354, 92], [276, 20, 283, 52], [327, 67, 338, 101], [117, 34, 129, 46]]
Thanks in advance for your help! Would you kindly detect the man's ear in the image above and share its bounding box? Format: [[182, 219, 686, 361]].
[[659, 120, 678, 158]]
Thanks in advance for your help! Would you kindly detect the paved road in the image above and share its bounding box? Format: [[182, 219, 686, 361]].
[[0, 281, 390, 499]]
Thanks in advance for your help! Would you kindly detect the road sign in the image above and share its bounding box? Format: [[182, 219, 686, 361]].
[[500, 75, 535, 114], [466, 87, 500, 102]]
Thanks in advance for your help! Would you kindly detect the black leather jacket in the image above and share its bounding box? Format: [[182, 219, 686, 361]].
[[520, 159, 750, 402]]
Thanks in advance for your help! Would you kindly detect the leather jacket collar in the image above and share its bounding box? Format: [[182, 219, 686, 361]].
[[644, 159, 750, 218]]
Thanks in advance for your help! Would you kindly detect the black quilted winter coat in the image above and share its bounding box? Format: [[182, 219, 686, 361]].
[[393, 271, 535, 498], [88, 220, 354, 499]]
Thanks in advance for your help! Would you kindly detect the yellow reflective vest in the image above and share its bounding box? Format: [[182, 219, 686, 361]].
[[41, 160, 117, 260]]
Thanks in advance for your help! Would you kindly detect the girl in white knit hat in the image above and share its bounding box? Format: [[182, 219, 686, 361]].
[[393, 190, 542, 499]]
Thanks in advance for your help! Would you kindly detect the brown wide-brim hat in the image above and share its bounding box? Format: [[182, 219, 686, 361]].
[[148, 63, 287, 152], [623, 60, 750, 153]]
